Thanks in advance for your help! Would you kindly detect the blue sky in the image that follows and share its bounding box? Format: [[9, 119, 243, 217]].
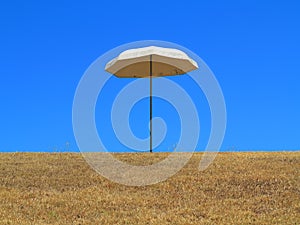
[[0, 0, 299, 152]]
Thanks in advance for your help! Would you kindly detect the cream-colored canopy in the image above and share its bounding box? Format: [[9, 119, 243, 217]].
[[105, 46, 198, 78]]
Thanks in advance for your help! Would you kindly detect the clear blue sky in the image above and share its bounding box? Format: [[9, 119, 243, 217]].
[[0, 0, 299, 152]]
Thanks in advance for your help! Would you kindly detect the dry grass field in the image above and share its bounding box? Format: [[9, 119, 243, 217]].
[[0, 152, 299, 225]]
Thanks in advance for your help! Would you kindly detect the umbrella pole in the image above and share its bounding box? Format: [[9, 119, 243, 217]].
[[150, 55, 153, 153]]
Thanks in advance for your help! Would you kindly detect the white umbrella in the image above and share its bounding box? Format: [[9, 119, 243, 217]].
[[105, 46, 198, 152]]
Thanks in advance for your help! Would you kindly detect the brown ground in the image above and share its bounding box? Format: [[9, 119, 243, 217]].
[[0, 152, 299, 225]]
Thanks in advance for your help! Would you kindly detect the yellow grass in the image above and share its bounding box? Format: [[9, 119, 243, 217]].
[[0, 152, 299, 224]]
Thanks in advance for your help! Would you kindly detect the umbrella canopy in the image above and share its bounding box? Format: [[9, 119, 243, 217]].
[[105, 46, 198, 153], [105, 46, 198, 78]]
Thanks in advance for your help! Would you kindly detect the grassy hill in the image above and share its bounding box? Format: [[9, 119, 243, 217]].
[[0, 152, 299, 224]]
